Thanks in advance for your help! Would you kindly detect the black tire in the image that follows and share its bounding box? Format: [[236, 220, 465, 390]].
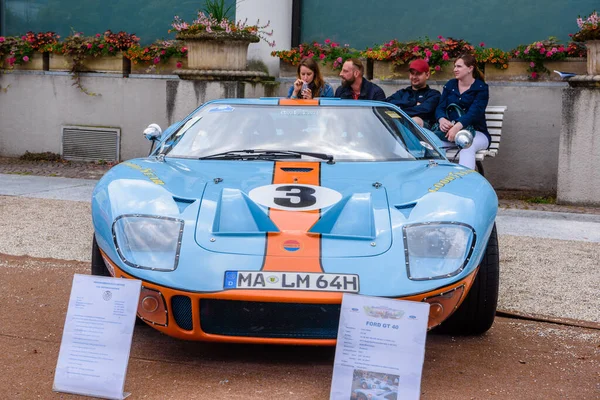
[[437, 223, 499, 335], [91, 235, 110, 276]]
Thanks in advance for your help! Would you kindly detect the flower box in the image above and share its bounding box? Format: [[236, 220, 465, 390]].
[[2, 52, 46, 70], [372, 60, 454, 81], [485, 58, 587, 81], [585, 40, 600, 75], [279, 59, 340, 78], [177, 32, 259, 71], [49, 53, 131, 75], [131, 58, 188, 74]]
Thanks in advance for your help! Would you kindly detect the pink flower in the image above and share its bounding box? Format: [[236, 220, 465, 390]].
[[7, 57, 15, 66], [319, 53, 325, 59], [109, 47, 114, 52], [0, 37, 4, 42], [176, 61, 183, 68], [546, 51, 553, 58], [524, 49, 529, 54], [435, 65, 441, 71], [442, 52, 449, 61], [424, 49, 432, 57], [433, 44, 440, 51], [324, 39, 331, 44], [331, 43, 339, 48], [161, 50, 166, 55], [95, 33, 101, 38], [21, 36, 26, 40], [438, 35, 444, 40], [479, 42, 485, 47], [531, 72, 538, 79], [412, 46, 420, 53], [336, 57, 343, 63], [22, 55, 29, 62], [87, 43, 92, 49], [539, 48, 546, 54], [153, 57, 160, 64], [424, 57, 429, 63], [514, 50, 520, 56], [99, 44, 104, 48], [181, 47, 187, 52], [530, 62, 535, 67]]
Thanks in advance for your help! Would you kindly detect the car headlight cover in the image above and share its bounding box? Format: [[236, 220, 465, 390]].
[[403, 222, 474, 280], [113, 215, 184, 271]]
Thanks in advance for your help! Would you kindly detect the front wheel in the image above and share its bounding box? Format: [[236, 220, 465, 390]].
[[91, 235, 110, 276], [437, 223, 499, 335]]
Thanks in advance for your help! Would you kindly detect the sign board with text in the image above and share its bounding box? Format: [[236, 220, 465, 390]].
[[53, 274, 141, 400], [329, 294, 430, 400]]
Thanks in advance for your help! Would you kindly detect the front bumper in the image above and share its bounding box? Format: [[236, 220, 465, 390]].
[[102, 251, 477, 345]]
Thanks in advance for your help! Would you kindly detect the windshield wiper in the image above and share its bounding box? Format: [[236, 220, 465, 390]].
[[199, 149, 335, 164]]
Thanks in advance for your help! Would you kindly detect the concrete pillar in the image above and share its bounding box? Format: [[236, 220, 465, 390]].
[[557, 78, 600, 206], [236, 0, 293, 77]]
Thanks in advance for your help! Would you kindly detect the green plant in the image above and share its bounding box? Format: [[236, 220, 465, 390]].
[[522, 195, 556, 204], [203, 0, 235, 23], [19, 151, 64, 162], [571, 10, 599, 42], [512, 37, 568, 79], [271, 39, 359, 69]]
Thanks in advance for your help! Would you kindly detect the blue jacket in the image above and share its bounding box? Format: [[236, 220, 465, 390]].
[[287, 82, 334, 98], [334, 78, 386, 100], [385, 85, 440, 126], [435, 78, 489, 141]]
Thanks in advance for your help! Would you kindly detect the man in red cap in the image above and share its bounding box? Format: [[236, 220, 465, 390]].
[[385, 59, 440, 128]]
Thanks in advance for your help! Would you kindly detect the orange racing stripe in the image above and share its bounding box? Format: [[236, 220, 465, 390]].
[[261, 161, 323, 272], [279, 99, 319, 106]]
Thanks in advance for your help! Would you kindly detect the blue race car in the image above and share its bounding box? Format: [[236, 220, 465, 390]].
[[91, 98, 499, 345]]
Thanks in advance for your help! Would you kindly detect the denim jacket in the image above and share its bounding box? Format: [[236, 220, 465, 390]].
[[435, 79, 489, 140]]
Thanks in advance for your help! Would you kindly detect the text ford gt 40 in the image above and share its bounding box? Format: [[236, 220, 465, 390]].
[[91, 98, 499, 345]]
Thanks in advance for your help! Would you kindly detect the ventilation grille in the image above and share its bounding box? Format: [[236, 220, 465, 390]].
[[62, 126, 120, 162]]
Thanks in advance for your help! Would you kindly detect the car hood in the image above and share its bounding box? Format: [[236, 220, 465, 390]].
[[94, 158, 496, 259]]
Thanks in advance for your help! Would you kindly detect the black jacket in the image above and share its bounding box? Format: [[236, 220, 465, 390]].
[[335, 78, 386, 100], [385, 85, 441, 126]]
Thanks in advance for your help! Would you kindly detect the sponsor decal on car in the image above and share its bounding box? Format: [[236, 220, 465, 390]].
[[123, 162, 165, 185], [428, 170, 476, 193], [282, 239, 301, 252]]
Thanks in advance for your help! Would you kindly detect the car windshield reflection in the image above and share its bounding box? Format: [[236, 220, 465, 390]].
[[161, 104, 442, 162]]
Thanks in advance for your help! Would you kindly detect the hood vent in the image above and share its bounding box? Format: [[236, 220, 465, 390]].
[[280, 167, 313, 172]]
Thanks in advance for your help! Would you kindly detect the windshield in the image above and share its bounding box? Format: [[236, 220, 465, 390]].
[[160, 104, 442, 162]]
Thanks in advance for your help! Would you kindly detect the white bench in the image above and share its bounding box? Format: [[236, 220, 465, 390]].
[[445, 105, 507, 176]]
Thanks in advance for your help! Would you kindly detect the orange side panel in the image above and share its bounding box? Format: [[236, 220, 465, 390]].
[[262, 161, 322, 272]]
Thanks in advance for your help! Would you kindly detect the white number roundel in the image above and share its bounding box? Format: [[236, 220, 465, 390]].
[[248, 184, 342, 211]]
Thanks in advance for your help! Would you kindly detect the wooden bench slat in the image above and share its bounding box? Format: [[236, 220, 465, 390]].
[[485, 114, 505, 120], [487, 120, 503, 128]]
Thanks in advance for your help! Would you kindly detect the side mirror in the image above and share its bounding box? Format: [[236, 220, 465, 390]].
[[455, 129, 473, 149], [143, 123, 162, 141]]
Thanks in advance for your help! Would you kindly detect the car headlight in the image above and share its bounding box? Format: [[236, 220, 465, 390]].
[[403, 222, 475, 280], [112, 215, 184, 271]]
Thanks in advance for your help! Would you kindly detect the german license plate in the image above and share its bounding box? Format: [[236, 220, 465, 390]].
[[224, 271, 359, 293]]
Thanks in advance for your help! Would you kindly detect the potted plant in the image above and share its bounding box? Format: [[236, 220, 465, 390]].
[[474, 45, 510, 80], [0, 35, 36, 70], [272, 39, 360, 77], [571, 10, 600, 74], [126, 40, 188, 74], [170, 0, 274, 71], [511, 37, 586, 80], [48, 30, 139, 95], [363, 36, 473, 80]]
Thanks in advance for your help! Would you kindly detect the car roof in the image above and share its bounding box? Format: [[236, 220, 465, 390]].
[[203, 98, 393, 108]]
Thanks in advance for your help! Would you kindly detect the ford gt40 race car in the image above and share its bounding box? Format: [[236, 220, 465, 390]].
[[91, 97, 499, 345]]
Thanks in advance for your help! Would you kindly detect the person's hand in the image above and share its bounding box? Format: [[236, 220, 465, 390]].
[[439, 117, 453, 133], [446, 122, 463, 142], [292, 78, 303, 97], [301, 87, 312, 99]]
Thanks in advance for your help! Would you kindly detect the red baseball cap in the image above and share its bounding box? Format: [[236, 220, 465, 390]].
[[409, 59, 430, 73]]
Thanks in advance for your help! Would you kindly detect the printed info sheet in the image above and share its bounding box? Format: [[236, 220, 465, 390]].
[[330, 294, 430, 400], [53, 274, 141, 400]]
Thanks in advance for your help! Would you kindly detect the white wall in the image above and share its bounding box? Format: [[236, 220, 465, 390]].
[[236, 0, 293, 77]]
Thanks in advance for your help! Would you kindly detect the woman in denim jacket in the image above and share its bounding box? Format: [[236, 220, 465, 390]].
[[287, 58, 334, 99], [435, 53, 489, 169]]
